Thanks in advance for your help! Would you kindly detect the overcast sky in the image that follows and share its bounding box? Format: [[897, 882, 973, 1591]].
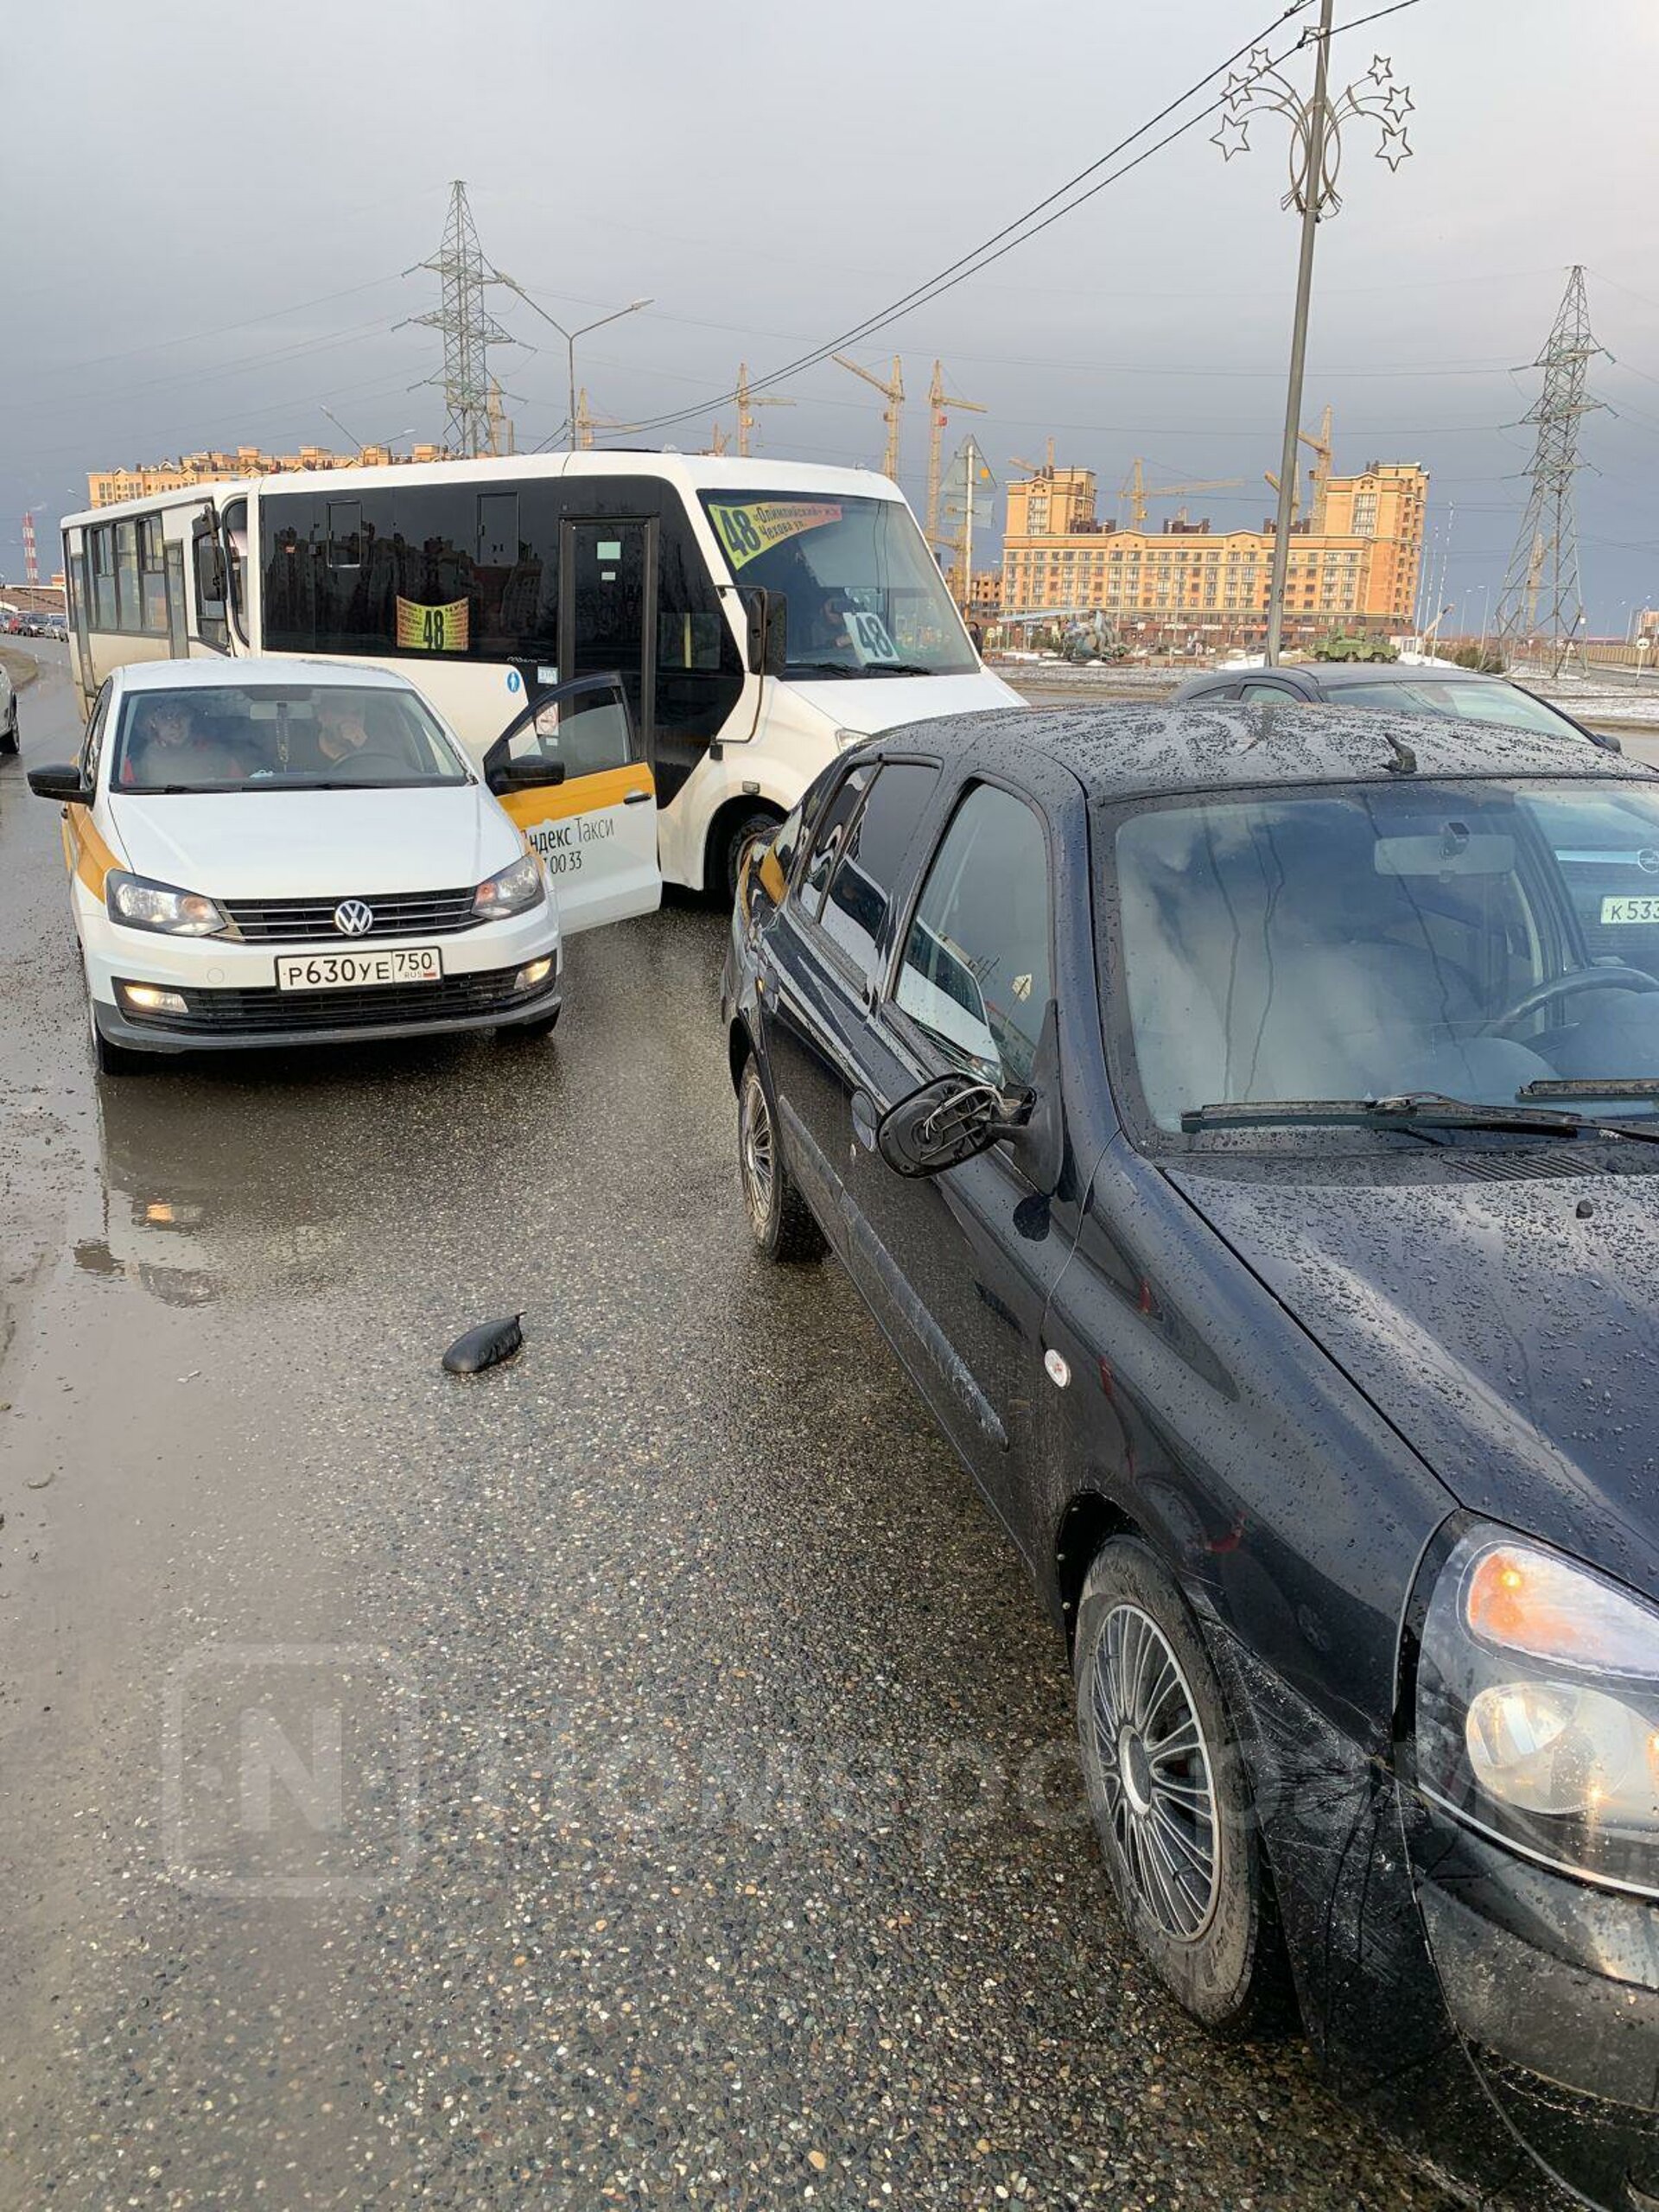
[[5, 0, 1656, 630]]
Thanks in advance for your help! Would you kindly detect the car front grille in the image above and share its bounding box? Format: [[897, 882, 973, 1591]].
[[222, 889, 481, 943], [124, 966, 541, 1035]]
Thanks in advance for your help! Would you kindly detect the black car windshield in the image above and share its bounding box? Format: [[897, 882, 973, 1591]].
[[111, 683, 469, 793], [1334, 676, 1578, 738], [1110, 779, 1659, 1133], [699, 490, 977, 677]]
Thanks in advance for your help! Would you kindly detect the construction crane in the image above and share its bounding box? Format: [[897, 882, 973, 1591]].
[[1120, 458, 1245, 529], [735, 362, 793, 459], [1262, 407, 1336, 528], [834, 354, 905, 481], [573, 389, 640, 449], [1010, 439, 1058, 478], [925, 362, 986, 547], [484, 377, 516, 457], [704, 423, 731, 457]]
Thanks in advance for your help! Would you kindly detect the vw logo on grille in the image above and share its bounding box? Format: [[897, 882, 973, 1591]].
[[334, 899, 375, 937], [1638, 850, 1659, 876]]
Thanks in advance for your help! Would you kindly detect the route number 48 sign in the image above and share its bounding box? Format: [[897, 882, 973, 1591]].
[[841, 607, 899, 665]]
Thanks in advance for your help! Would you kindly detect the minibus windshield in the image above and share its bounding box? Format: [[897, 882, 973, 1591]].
[[111, 684, 471, 793], [700, 491, 978, 678]]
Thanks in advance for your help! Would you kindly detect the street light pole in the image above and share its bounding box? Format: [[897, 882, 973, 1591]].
[[1215, 14, 1414, 664], [495, 283, 654, 448], [1265, 0, 1333, 667]]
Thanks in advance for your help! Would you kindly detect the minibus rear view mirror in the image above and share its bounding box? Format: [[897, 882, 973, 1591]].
[[741, 588, 787, 677]]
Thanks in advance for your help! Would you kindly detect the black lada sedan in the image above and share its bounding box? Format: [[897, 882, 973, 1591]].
[[721, 701, 1659, 2210]]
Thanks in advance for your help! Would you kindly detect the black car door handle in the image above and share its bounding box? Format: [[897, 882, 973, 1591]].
[[850, 1089, 879, 1150], [623, 789, 652, 804]]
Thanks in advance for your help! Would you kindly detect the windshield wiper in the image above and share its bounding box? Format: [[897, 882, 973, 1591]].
[[785, 660, 862, 677], [859, 661, 938, 677], [1519, 1077, 1659, 1103], [1180, 1092, 1589, 1137], [1515, 1077, 1659, 1143]]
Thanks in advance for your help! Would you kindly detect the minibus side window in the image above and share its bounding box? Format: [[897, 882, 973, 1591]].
[[91, 528, 117, 630], [259, 484, 558, 664]]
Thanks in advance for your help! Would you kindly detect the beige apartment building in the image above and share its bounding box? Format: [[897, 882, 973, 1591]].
[[86, 444, 447, 510], [1001, 452, 1427, 646]]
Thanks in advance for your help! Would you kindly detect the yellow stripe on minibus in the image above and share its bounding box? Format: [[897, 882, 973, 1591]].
[[497, 762, 654, 834]]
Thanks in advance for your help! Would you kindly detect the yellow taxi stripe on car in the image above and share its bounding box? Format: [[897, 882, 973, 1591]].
[[69, 811, 126, 899], [497, 762, 654, 834]]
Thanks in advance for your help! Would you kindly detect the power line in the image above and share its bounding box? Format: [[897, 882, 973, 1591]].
[[601, 3, 1328, 441], [605, 0, 1426, 445]]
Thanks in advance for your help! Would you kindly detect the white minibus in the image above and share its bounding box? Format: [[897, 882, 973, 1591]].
[[60, 453, 1019, 905]]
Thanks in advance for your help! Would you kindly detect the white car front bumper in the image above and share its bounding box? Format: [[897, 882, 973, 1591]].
[[78, 882, 562, 1055]]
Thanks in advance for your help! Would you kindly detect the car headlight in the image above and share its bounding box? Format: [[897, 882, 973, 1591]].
[[473, 853, 545, 920], [1415, 1526, 1659, 1893], [105, 870, 228, 937]]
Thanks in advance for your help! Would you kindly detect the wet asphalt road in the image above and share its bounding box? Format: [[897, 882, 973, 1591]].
[[0, 643, 1458, 2212]]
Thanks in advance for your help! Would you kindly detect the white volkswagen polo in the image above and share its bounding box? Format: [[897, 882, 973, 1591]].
[[29, 658, 658, 1073]]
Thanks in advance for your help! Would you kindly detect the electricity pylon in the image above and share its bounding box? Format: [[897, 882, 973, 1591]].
[[413, 181, 516, 457], [1492, 266, 1607, 671]]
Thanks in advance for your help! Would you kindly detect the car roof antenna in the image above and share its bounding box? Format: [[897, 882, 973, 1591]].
[[1381, 728, 1418, 776]]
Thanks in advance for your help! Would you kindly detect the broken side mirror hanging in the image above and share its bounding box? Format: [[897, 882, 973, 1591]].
[[875, 1074, 1032, 1179]]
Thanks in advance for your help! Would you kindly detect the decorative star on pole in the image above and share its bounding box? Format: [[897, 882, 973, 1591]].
[[1215, 31, 1415, 214]]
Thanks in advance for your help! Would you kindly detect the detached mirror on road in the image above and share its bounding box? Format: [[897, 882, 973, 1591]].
[[28, 763, 92, 804], [876, 1072, 1028, 1179]]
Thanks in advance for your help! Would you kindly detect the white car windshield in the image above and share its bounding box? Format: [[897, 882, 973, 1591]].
[[111, 683, 469, 794], [700, 491, 977, 677], [1335, 677, 1579, 738], [1113, 779, 1659, 1130]]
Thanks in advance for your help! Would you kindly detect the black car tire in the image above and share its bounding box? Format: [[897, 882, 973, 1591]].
[[1, 706, 17, 755], [721, 809, 784, 904], [738, 1056, 825, 1263], [1074, 1537, 1288, 2037]]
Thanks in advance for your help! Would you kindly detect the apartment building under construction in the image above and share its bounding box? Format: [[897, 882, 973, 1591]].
[[999, 438, 1427, 647]]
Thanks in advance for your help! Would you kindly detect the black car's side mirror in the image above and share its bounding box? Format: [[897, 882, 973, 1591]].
[[484, 753, 565, 796], [28, 762, 92, 804], [876, 1073, 1032, 1179]]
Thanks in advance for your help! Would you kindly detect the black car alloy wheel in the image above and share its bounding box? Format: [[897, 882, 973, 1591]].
[[1090, 1600, 1220, 1942], [737, 1057, 825, 1263], [1075, 1539, 1287, 2033]]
